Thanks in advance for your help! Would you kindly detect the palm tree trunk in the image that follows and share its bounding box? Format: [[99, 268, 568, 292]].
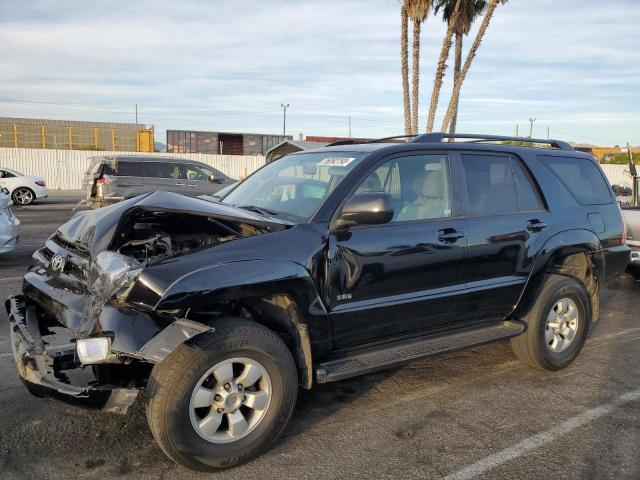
[[440, 0, 499, 132], [425, 0, 462, 133], [401, 5, 412, 136], [411, 20, 421, 135], [448, 31, 463, 134]]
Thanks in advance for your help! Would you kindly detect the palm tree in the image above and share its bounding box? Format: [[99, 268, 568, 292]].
[[440, 0, 508, 132], [425, 0, 462, 132], [406, 0, 431, 134], [434, 0, 487, 134], [401, 4, 411, 135]]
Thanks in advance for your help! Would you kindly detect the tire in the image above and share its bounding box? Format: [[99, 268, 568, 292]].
[[145, 318, 298, 471], [12, 187, 35, 205], [511, 274, 590, 370]]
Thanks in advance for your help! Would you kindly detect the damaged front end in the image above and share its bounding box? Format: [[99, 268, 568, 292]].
[[7, 191, 288, 413]]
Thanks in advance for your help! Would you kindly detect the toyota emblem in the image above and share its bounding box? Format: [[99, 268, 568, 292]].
[[50, 254, 67, 273]]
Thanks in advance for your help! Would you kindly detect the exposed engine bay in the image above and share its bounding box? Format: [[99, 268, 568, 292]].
[[111, 210, 270, 265]]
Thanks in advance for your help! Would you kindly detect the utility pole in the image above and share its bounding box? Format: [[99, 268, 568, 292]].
[[528, 118, 536, 138], [515, 124, 519, 137], [627, 142, 638, 206], [281, 103, 289, 136], [135, 103, 138, 124], [547, 125, 550, 139], [348, 116, 352, 138]]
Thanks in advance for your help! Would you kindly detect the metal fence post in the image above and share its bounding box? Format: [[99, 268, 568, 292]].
[[68, 127, 73, 150], [13, 124, 18, 148], [94, 128, 99, 149], [111, 129, 116, 150], [41, 126, 46, 149]]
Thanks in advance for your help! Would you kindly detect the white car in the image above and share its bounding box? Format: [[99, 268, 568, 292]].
[[0, 167, 49, 205], [0, 187, 20, 253]]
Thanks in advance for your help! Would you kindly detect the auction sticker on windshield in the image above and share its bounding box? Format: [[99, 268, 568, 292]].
[[318, 157, 357, 167]]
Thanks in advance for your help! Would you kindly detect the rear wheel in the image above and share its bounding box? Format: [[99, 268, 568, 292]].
[[12, 187, 35, 205], [511, 275, 590, 370], [145, 319, 298, 471]]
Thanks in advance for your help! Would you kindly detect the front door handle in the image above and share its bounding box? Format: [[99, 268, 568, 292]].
[[527, 219, 548, 232], [437, 228, 465, 244]]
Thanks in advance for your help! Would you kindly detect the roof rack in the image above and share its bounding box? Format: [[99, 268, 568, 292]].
[[324, 135, 417, 147], [411, 133, 574, 151]]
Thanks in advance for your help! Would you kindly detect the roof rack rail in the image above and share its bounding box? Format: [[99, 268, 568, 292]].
[[324, 139, 362, 146], [411, 133, 574, 151], [325, 135, 417, 147]]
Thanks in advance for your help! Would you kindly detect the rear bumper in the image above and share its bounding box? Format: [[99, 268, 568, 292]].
[[6, 295, 138, 414], [33, 185, 49, 199]]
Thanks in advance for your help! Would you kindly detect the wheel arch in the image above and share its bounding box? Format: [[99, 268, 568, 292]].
[[155, 259, 332, 390], [514, 229, 603, 323]]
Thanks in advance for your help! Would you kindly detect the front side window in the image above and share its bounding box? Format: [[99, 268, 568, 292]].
[[223, 152, 368, 222], [461, 154, 517, 215], [354, 154, 452, 222], [540, 155, 612, 205], [184, 164, 215, 181]]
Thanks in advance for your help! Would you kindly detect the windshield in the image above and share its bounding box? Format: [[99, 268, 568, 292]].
[[223, 151, 367, 222]]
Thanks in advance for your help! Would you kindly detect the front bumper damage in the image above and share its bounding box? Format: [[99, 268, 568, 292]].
[[7, 295, 138, 413], [7, 294, 212, 414]]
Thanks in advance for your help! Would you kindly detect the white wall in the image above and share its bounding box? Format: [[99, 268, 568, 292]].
[[0, 148, 266, 190], [600, 164, 633, 188]]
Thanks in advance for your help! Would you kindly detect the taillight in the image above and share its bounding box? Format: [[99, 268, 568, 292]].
[[35, 180, 45, 187], [96, 178, 108, 186]]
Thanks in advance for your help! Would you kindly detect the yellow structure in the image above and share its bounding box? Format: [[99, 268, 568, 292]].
[[0, 117, 155, 152]]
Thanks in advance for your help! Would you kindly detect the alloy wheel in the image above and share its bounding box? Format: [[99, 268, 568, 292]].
[[189, 357, 272, 444], [545, 297, 579, 353], [13, 188, 33, 205]]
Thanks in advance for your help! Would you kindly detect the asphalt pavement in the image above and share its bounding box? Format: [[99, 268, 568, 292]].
[[0, 195, 639, 480]]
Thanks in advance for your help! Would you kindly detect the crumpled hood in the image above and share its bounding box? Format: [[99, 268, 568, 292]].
[[56, 190, 289, 258]]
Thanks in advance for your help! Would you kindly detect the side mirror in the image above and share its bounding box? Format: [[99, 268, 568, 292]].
[[336, 192, 394, 228], [209, 174, 223, 184]]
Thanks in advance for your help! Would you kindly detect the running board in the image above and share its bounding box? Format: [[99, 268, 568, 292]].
[[315, 321, 524, 383]]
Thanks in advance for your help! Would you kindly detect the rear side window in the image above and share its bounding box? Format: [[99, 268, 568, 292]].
[[142, 162, 181, 179], [117, 160, 142, 177], [541, 156, 612, 205], [510, 158, 544, 211], [461, 154, 517, 215]]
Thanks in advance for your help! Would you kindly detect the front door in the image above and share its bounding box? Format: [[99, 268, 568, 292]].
[[328, 152, 468, 349], [142, 161, 188, 194], [182, 163, 228, 196], [458, 152, 549, 320]]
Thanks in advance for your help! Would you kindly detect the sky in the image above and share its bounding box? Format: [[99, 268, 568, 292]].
[[0, 0, 639, 146]]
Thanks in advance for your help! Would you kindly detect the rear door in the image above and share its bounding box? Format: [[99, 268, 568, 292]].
[[459, 152, 549, 320], [112, 159, 143, 199], [142, 161, 188, 194], [182, 163, 231, 195]]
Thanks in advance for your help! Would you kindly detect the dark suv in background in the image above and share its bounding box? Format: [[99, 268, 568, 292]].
[[84, 155, 235, 207], [8, 133, 629, 471]]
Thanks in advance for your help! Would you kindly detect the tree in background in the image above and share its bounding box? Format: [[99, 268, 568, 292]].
[[440, 0, 509, 132], [401, 0, 432, 135], [425, 0, 462, 132], [434, 0, 487, 134]]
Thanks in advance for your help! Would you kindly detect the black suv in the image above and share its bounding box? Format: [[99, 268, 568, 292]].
[[7, 133, 630, 471]]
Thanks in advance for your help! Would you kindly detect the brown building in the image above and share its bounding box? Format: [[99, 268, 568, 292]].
[[166, 130, 292, 155]]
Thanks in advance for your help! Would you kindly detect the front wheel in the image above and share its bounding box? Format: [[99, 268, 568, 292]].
[[511, 275, 590, 370], [145, 319, 298, 471]]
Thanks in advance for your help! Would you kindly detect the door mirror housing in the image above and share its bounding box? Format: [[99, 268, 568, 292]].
[[336, 192, 394, 228], [209, 174, 223, 184]]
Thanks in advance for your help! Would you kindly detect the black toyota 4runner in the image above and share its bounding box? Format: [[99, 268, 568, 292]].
[[7, 133, 630, 470]]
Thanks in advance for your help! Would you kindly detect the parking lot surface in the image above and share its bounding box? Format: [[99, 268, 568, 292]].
[[1, 195, 639, 480]]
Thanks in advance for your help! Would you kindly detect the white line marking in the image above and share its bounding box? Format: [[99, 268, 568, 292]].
[[0, 352, 12, 358], [445, 386, 640, 480]]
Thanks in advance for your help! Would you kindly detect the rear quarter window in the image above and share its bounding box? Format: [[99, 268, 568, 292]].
[[540, 155, 612, 205]]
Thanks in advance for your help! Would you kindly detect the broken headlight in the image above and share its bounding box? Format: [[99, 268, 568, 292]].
[[89, 251, 143, 303]]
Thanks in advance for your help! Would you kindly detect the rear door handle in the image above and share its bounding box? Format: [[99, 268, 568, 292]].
[[527, 219, 548, 232], [174, 183, 186, 186], [437, 228, 465, 243]]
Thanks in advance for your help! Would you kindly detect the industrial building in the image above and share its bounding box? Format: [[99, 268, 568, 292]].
[[166, 130, 292, 155], [0, 117, 154, 152]]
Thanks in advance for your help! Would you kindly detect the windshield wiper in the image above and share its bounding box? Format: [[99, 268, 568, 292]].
[[238, 205, 279, 216]]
